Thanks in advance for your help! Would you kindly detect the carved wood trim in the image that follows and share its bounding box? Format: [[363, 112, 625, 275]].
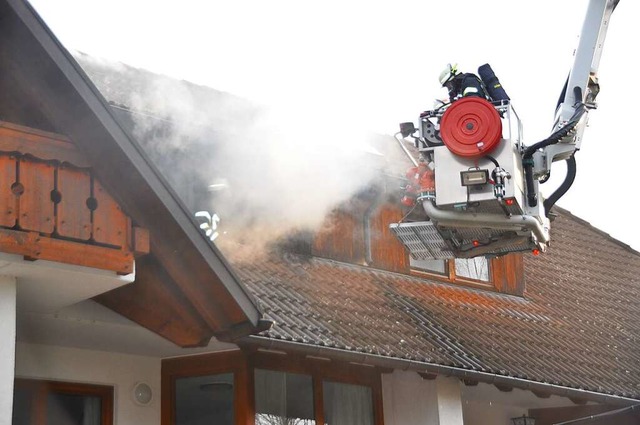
[[0, 227, 133, 274]]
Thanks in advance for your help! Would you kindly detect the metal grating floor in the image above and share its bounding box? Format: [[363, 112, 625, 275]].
[[390, 221, 535, 259], [389, 221, 455, 260]]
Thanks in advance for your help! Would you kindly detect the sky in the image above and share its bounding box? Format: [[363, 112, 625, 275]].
[[28, 0, 640, 251]]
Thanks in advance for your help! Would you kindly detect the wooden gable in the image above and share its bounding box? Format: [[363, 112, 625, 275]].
[[0, 0, 264, 347], [0, 121, 146, 274]]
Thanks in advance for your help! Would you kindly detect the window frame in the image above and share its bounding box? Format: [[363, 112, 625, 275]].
[[161, 350, 252, 425], [13, 378, 114, 425], [410, 253, 525, 295], [251, 350, 384, 425], [312, 201, 526, 296], [161, 349, 384, 425], [410, 257, 495, 289]]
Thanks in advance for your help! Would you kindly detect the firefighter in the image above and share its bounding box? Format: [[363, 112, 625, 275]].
[[439, 63, 487, 102]]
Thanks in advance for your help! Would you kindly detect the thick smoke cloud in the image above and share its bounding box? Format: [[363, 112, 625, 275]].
[[76, 52, 400, 257]]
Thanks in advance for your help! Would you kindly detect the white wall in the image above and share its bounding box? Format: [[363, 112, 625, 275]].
[[382, 370, 434, 425], [382, 370, 577, 425], [0, 276, 17, 425], [382, 370, 464, 425], [15, 342, 161, 425], [463, 400, 526, 425]]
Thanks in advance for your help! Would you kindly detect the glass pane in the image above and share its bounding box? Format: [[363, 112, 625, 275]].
[[323, 381, 373, 425], [255, 369, 315, 425], [455, 257, 490, 282], [12, 386, 33, 425], [175, 373, 234, 425], [46, 393, 101, 425], [410, 257, 447, 274]]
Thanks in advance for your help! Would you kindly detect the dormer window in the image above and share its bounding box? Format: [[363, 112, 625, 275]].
[[411, 257, 491, 283], [312, 199, 525, 296]]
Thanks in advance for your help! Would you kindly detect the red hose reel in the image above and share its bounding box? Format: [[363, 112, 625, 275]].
[[440, 97, 502, 158]]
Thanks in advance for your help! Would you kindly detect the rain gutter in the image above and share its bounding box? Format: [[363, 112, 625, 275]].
[[245, 335, 639, 407]]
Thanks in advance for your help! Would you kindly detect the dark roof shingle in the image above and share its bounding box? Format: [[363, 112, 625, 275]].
[[234, 208, 640, 399]]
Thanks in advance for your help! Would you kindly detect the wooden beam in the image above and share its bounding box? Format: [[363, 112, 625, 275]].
[[495, 384, 513, 392], [94, 254, 214, 347], [132, 226, 150, 256], [0, 120, 90, 167], [569, 396, 588, 405], [532, 389, 551, 399], [0, 227, 133, 274], [418, 372, 438, 380]]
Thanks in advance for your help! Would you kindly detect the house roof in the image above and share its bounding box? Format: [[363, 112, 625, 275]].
[[14, 4, 638, 403], [235, 208, 640, 402], [1, 0, 264, 344]]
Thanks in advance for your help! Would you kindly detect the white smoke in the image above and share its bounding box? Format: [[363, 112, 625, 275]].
[[75, 52, 400, 255]]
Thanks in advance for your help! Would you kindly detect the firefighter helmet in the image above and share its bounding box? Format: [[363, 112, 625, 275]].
[[439, 63, 458, 86]]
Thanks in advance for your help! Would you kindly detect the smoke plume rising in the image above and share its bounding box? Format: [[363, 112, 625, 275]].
[[75, 53, 400, 258]]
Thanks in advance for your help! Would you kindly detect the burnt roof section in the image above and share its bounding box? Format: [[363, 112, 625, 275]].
[[235, 207, 640, 402], [0, 0, 262, 342]]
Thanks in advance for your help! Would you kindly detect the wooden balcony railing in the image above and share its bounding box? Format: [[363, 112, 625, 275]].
[[0, 121, 148, 274]]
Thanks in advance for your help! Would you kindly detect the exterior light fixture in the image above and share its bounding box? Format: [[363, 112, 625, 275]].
[[132, 382, 153, 406], [511, 415, 535, 425], [460, 169, 489, 186]]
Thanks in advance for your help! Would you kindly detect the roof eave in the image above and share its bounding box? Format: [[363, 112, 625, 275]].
[[3, 0, 261, 334], [244, 336, 640, 406]]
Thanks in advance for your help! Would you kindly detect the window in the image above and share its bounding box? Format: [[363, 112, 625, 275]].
[[253, 370, 375, 425], [13, 379, 113, 425], [411, 257, 491, 283], [162, 350, 383, 425], [254, 370, 314, 425], [175, 373, 234, 425], [312, 201, 524, 295], [455, 257, 490, 281], [323, 381, 374, 425], [411, 253, 525, 295]]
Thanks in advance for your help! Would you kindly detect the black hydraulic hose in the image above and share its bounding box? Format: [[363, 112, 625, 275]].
[[484, 155, 500, 168], [522, 104, 586, 207], [523, 160, 538, 206], [543, 154, 576, 217]]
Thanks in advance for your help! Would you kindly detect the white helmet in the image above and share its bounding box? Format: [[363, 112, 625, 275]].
[[439, 63, 458, 85]]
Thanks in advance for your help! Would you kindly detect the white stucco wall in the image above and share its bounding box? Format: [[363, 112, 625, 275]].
[[382, 369, 578, 425], [15, 342, 161, 425], [382, 370, 464, 425], [0, 276, 17, 425]]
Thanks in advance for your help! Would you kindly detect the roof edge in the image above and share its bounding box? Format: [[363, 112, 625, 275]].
[[551, 205, 639, 256], [245, 335, 640, 406], [5, 0, 262, 327]]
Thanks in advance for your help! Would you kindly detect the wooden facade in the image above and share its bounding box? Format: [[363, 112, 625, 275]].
[[0, 121, 146, 274], [312, 191, 525, 295]]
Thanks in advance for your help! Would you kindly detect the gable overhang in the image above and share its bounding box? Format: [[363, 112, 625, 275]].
[[1, 0, 263, 345]]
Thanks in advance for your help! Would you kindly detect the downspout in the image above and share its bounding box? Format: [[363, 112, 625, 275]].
[[421, 200, 550, 244]]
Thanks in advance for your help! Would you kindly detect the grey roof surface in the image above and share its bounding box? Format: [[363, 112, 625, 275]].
[[234, 209, 640, 400]]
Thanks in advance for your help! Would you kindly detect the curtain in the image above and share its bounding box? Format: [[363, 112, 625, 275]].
[[323, 382, 373, 425], [254, 369, 315, 425], [82, 396, 101, 425]]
